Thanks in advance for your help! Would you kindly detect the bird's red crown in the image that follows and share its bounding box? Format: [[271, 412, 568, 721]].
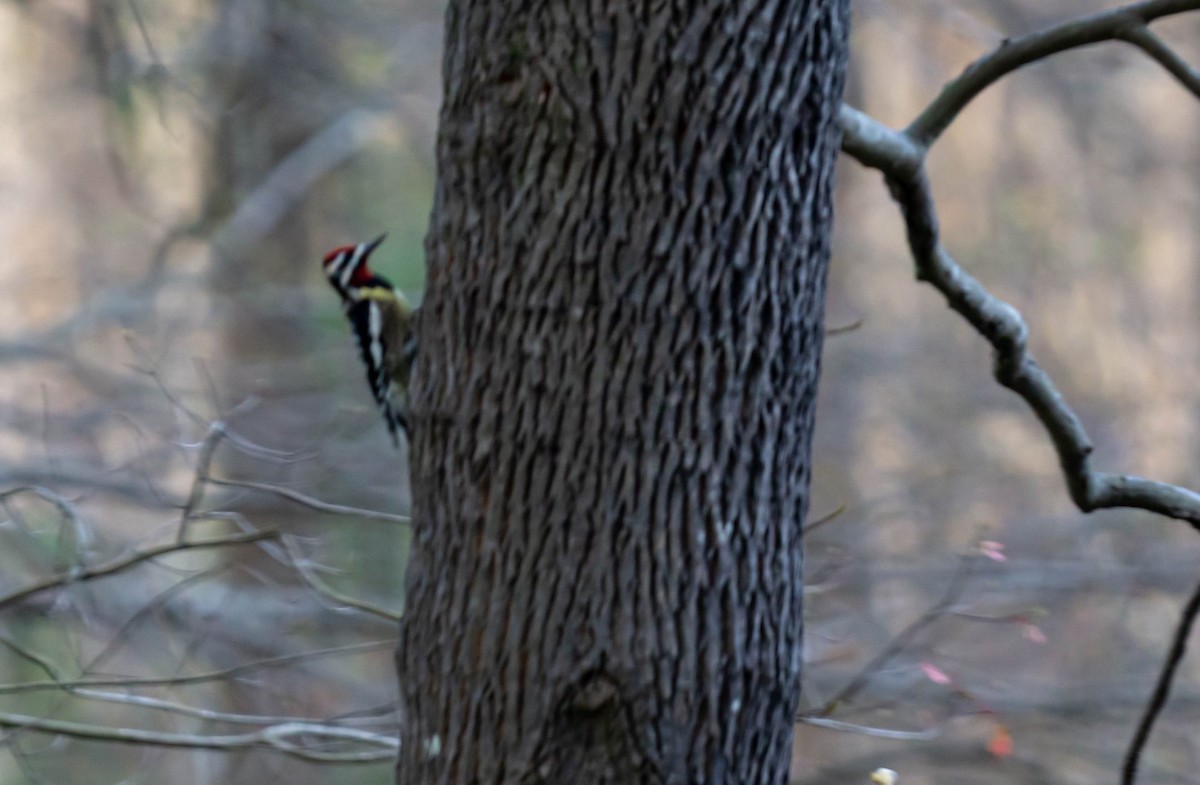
[[322, 234, 387, 288]]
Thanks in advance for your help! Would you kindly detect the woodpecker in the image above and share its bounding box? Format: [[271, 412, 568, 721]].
[[322, 233, 416, 444]]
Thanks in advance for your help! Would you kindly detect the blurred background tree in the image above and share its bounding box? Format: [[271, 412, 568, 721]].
[[0, 0, 1197, 783]]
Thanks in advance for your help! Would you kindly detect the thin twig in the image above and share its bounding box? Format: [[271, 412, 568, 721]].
[[0, 629, 65, 683], [0, 530, 276, 613], [799, 716, 946, 741], [1122, 576, 1200, 785], [0, 710, 397, 762], [825, 320, 864, 337], [124, 334, 209, 428], [68, 687, 398, 729], [803, 503, 847, 536], [282, 535, 403, 622], [0, 465, 154, 504], [1116, 23, 1200, 98], [178, 422, 226, 542], [209, 477, 411, 524], [0, 486, 83, 530], [811, 557, 975, 717], [211, 109, 391, 259], [0, 640, 392, 696], [84, 566, 232, 672]]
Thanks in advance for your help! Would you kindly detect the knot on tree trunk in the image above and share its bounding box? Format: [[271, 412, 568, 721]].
[[523, 671, 665, 785]]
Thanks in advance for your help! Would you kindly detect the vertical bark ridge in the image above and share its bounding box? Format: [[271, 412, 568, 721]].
[[399, 0, 848, 783]]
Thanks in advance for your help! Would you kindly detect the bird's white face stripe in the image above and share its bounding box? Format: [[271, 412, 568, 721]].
[[325, 252, 343, 282], [368, 302, 384, 368], [341, 243, 367, 289]]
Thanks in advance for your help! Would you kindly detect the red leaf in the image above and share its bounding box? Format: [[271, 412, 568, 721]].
[[988, 725, 1013, 758], [920, 661, 952, 685]]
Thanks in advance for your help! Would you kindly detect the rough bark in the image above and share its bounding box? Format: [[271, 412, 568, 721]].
[[397, 1, 849, 783]]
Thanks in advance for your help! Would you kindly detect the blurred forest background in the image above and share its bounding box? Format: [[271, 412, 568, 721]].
[[0, 0, 1197, 783]]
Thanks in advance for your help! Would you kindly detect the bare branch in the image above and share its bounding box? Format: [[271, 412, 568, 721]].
[[840, 107, 1200, 531], [0, 484, 81, 518], [0, 529, 277, 613], [177, 421, 227, 542], [124, 333, 210, 429], [83, 566, 233, 673], [802, 503, 847, 536], [1116, 23, 1200, 99], [1122, 575, 1200, 785], [0, 639, 392, 696], [0, 710, 397, 763], [67, 688, 397, 729], [211, 109, 392, 258], [808, 556, 976, 717], [0, 628, 65, 683], [798, 716, 945, 741], [209, 477, 411, 525], [0, 465, 160, 505], [0, 485, 91, 563], [825, 320, 863, 337], [281, 535, 403, 622], [839, 105, 924, 173], [837, 6, 1200, 780], [906, 0, 1200, 145]]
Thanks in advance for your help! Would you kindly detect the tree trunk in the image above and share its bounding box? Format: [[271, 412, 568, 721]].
[[398, 1, 849, 783]]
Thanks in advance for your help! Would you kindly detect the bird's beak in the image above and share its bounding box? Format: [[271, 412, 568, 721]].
[[364, 233, 388, 256]]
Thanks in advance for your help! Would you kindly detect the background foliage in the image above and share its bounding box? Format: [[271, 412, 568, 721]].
[[0, 0, 1197, 782]]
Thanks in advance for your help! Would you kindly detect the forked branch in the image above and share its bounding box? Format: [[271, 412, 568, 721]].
[[907, 0, 1200, 145], [836, 3, 1200, 780], [839, 2, 1200, 530]]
